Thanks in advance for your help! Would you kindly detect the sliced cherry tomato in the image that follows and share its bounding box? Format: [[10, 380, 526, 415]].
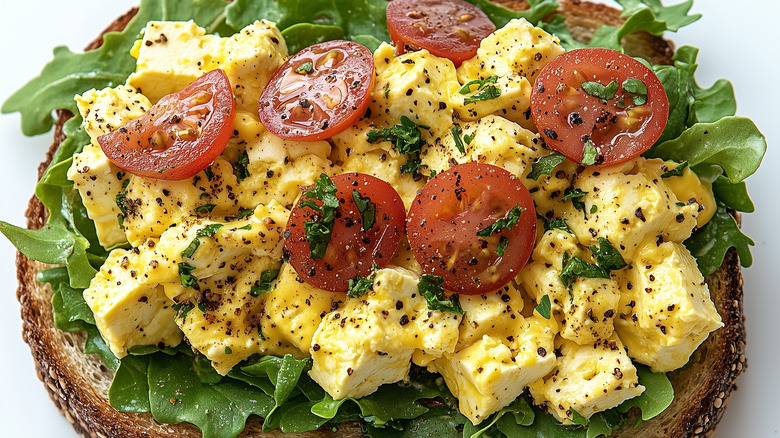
[[285, 173, 406, 292], [98, 69, 235, 180], [386, 0, 495, 66], [407, 162, 536, 294], [258, 40, 374, 141], [531, 48, 669, 166]]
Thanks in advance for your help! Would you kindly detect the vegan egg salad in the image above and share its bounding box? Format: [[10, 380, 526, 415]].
[[56, 0, 726, 435]]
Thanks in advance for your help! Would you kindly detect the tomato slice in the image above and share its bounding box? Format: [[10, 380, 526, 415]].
[[285, 173, 406, 292], [407, 162, 536, 294], [386, 0, 495, 66], [258, 40, 374, 141], [98, 69, 235, 180], [530, 48, 669, 166]]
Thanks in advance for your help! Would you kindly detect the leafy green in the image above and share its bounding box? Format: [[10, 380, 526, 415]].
[[617, 365, 674, 421], [712, 177, 755, 213], [451, 125, 471, 154], [352, 189, 376, 231], [545, 218, 573, 234], [477, 205, 524, 237], [463, 397, 534, 438], [182, 224, 224, 258], [110, 355, 152, 413], [528, 152, 566, 180], [685, 202, 754, 276], [660, 160, 688, 178], [623, 78, 648, 105], [497, 236, 510, 257], [241, 355, 310, 431], [646, 117, 766, 184], [535, 295, 552, 319], [148, 353, 275, 438], [300, 174, 339, 260], [589, 237, 628, 272], [233, 150, 250, 182], [348, 268, 376, 298], [2, 0, 232, 136], [282, 24, 345, 55], [563, 187, 588, 212], [367, 116, 427, 155], [581, 140, 598, 166], [463, 0, 559, 28], [460, 75, 501, 104], [559, 252, 610, 289], [250, 269, 280, 296], [178, 262, 199, 289], [582, 80, 619, 101], [418, 274, 464, 315]]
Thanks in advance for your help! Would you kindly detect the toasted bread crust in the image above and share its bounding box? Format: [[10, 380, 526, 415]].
[[15, 2, 745, 437]]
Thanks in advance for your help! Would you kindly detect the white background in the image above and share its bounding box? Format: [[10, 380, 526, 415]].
[[0, 1, 778, 437]]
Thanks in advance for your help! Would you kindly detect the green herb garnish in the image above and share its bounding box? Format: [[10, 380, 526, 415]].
[[559, 252, 610, 289], [451, 125, 472, 154], [544, 218, 573, 234], [622, 78, 648, 105], [528, 152, 566, 180], [589, 237, 628, 272], [351, 189, 376, 231], [477, 205, 524, 238], [347, 266, 377, 298], [182, 224, 224, 258], [233, 150, 250, 182], [496, 236, 510, 257], [178, 263, 199, 290], [294, 61, 313, 75], [582, 80, 619, 100], [300, 174, 339, 260], [459, 75, 501, 104], [250, 269, 280, 297], [582, 140, 598, 165], [661, 161, 689, 178], [418, 274, 464, 315], [535, 295, 551, 319]]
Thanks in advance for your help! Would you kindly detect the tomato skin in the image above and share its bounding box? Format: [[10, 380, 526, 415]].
[[386, 0, 495, 66], [531, 48, 669, 166], [98, 69, 235, 180], [407, 162, 536, 294], [258, 40, 374, 141], [285, 173, 406, 292]]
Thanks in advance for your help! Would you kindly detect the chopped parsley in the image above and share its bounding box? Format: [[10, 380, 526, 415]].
[[622, 78, 648, 105], [194, 204, 216, 214], [477, 205, 524, 238], [661, 161, 689, 178], [238, 224, 252, 230], [562, 188, 588, 212], [174, 302, 195, 321], [559, 252, 610, 289], [459, 75, 501, 104], [237, 208, 254, 219], [418, 274, 464, 315], [582, 140, 598, 165], [178, 262, 199, 290], [589, 237, 628, 272], [352, 189, 376, 231], [582, 80, 619, 101], [496, 236, 510, 257], [535, 295, 551, 319], [528, 152, 566, 180], [544, 218, 573, 234], [294, 61, 313, 75], [400, 157, 426, 175], [233, 150, 250, 182], [451, 125, 472, 154], [367, 116, 429, 175], [224, 346, 233, 355], [250, 269, 280, 297], [347, 266, 377, 298], [181, 224, 224, 258], [300, 174, 339, 260]]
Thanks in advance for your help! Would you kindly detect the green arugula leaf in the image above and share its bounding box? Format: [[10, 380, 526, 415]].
[[589, 237, 628, 272], [148, 353, 275, 438], [685, 202, 754, 276], [463, 0, 559, 28], [110, 355, 152, 413], [617, 0, 701, 32], [529, 152, 566, 180], [477, 205, 524, 237], [559, 252, 610, 289], [617, 364, 674, 421], [250, 269, 280, 297], [3, 0, 232, 136], [535, 295, 552, 319], [646, 117, 766, 184], [570, 408, 588, 426], [352, 189, 376, 231], [418, 274, 464, 315], [712, 177, 755, 213]]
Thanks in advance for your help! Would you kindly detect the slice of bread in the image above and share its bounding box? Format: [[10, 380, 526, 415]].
[[14, 1, 745, 437]]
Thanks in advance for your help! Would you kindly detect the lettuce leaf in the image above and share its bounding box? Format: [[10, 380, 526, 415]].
[[685, 202, 754, 276], [463, 0, 559, 28]]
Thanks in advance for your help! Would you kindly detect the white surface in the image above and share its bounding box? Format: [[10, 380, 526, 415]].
[[0, 1, 778, 437]]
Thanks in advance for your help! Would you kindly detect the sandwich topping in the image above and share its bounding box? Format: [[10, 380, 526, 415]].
[[1, 1, 766, 437]]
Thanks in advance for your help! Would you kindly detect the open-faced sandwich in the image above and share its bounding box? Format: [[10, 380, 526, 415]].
[[1, 0, 766, 437]]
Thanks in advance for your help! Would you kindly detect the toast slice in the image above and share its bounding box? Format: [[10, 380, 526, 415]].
[[14, 1, 745, 437]]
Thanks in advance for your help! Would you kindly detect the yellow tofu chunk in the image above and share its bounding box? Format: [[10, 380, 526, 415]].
[[529, 334, 644, 424], [83, 248, 182, 358], [615, 241, 723, 372], [309, 267, 462, 399], [128, 21, 225, 103]]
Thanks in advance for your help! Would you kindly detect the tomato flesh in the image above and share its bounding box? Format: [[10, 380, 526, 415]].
[[258, 40, 374, 141], [98, 69, 235, 180], [407, 162, 536, 294], [285, 173, 406, 292], [531, 48, 669, 165], [386, 0, 495, 66]]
